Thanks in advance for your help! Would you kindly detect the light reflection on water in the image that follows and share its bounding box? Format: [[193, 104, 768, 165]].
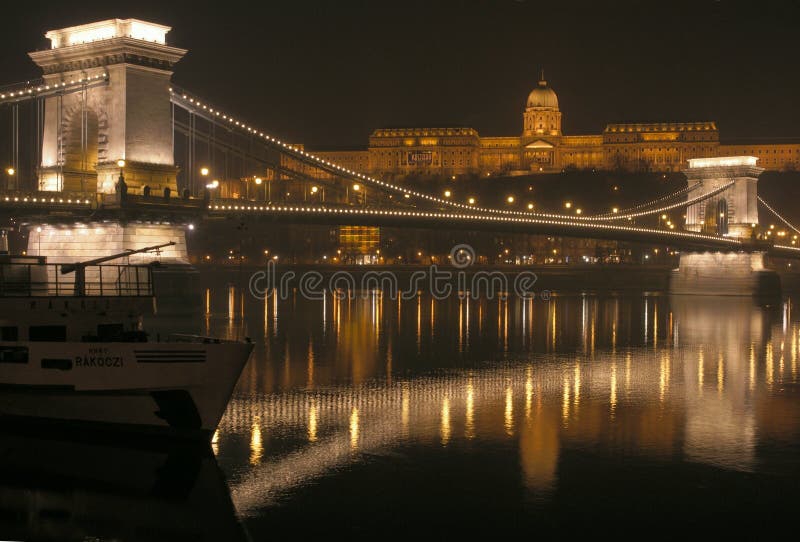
[[200, 286, 800, 532]]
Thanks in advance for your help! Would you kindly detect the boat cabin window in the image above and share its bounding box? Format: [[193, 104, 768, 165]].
[[0, 326, 18, 341], [97, 323, 124, 341], [0, 346, 27, 363], [29, 325, 67, 342]]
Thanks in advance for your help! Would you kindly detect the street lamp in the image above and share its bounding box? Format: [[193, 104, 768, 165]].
[[506, 195, 515, 204], [116, 159, 127, 199], [444, 190, 451, 198], [527, 202, 534, 210], [468, 197, 476, 205], [200, 167, 209, 177], [4, 167, 14, 192], [349, 183, 365, 205], [206, 179, 219, 202], [564, 201, 572, 209]]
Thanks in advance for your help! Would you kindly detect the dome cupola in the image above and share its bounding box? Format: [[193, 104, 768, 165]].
[[523, 71, 562, 137], [526, 77, 559, 110]]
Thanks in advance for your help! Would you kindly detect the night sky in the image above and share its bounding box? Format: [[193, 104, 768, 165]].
[[3, 0, 799, 149]]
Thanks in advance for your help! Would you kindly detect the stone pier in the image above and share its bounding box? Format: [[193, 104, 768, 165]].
[[26, 222, 198, 313], [670, 252, 780, 296], [28, 222, 188, 263]]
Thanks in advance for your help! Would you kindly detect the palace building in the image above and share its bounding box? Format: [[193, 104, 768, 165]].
[[312, 76, 800, 177]]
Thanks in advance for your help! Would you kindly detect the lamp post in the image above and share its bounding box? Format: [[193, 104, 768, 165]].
[[205, 179, 219, 201], [4, 167, 14, 192], [116, 159, 127, 202], [254, 177, 263, 201], [200, 167, 209, 198]]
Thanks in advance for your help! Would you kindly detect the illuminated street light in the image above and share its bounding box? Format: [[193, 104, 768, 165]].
[[612, 207, 619, 213], [311, 186, 319, 194], [506, 195, 515, 204], [444, 190, 451, 198], [468, 197, 476, 205], [575, 208, 582, 215], [527, 203, 534, 210], [352, 184, 361, 191], [6, 167, 15, 176], [116, 160, 125, 168], [200, 167, 209, 176], [564, 201, 572, 209], [254, 177, 263, 185]]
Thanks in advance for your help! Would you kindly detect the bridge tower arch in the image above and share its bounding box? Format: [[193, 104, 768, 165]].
[[28, 19, 186, 195], [684, 156, 763, 238]]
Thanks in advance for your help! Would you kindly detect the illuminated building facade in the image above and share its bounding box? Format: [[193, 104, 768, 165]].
[[313, 76, 800, 177]]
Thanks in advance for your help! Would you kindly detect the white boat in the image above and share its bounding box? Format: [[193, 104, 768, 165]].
[[0, 243, 253, 440]]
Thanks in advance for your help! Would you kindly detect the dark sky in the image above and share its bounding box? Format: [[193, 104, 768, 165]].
[[3, 0, 799, 149]]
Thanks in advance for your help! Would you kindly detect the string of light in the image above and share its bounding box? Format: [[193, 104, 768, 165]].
[[1, 194, 91, 205], [588, 182, 702, 219], [170, 88, 542, 217], [758, 196, 800, 236], [205, 201, 744, 247], [579, 181, 734, 222], [0, 73, 109, 104]]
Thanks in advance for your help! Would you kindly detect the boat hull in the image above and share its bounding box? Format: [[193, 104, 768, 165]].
[[0, 341, 253, 439]]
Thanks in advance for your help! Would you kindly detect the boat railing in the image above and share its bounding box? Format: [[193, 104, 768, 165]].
[[0, 262, 154, 297]]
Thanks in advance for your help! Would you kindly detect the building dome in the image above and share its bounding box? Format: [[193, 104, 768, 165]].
[[527, 79, 559, 110]]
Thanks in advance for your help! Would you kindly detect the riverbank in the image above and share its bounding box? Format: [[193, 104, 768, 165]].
[[196, 263, 675, 293]]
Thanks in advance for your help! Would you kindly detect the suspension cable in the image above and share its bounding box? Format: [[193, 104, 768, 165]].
[[758, 196, 800, 236], [170, 86, 732, 222], [588, 182, 702, 219]]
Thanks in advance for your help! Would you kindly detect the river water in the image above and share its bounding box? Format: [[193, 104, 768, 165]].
[[2, 285, 798, 539], [207, 286, 800, 537]]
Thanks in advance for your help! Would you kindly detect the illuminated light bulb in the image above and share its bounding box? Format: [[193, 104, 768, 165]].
[[200, 167, 209, 176], [507, 196, 515, 204], [565, 201, 572, 209], [116, 160, 125, 168], [254, 177, 263, 185]]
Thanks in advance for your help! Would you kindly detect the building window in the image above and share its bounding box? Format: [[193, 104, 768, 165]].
[[0, 326, 18, 341]]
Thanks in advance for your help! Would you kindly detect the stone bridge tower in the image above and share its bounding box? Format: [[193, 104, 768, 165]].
[[28, 19, 186, 195], [672, 156, 778, 296], [683, 156, 763, 238]]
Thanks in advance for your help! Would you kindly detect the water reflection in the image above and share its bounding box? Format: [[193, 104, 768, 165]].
[[0, 433, 246, 541], [198, 284, 800, 530]]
